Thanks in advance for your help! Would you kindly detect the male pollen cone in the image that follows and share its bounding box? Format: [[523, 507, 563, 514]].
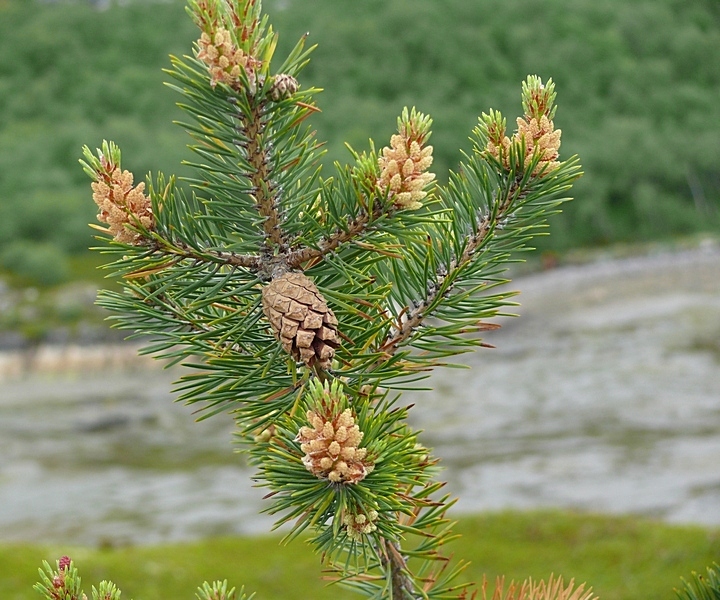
[[261, 272, 339, 368]]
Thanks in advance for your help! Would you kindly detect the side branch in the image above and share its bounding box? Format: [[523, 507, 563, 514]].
[[380, 179, 523, 358], [286, 210, 375, 269], [157, 239, 262, 271]]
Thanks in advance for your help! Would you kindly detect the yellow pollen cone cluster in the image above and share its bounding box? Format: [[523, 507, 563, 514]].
[[197, 27, 261, 90], [91, 168, 153, 244], [343, 509, 379, 541], [296, 407, 373, 484], [488, 114, 561, 177], [377, 134, 435, 210], [515, 114, 562, 175]]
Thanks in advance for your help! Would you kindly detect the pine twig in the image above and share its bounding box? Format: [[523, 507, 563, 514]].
[[158, 239, 262, 271], [287, 204, 384, 268], [379, 179, 523, 359]]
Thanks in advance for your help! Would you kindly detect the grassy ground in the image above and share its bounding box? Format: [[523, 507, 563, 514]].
[[1, 510, 718, 599]]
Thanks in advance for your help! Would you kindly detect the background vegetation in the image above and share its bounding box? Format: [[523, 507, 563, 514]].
[[0, 0, 719, 285], [2, 511, 719, 600]]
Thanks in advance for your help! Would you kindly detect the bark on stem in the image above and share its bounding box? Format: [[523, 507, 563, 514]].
[[286, 211, 372, 268], [242, 101, 284, 249], [163, 240, 262, 271], [381, 538, 416, 599], [286, 194, 396, 269]]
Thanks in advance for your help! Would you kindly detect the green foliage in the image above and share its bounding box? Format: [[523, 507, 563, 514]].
[[195, 579, 254, 600], [0, 240, 70, 286], [676, 564, 720, 600], [0, 0, 197, 284], [1, 0, 719, 286], [269, 0, 720, 249], [34, 558, 87, 600]]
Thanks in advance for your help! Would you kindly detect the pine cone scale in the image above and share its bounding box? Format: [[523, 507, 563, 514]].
[[303, 311, 324, 330], [286, 299, 307, 321], [315, 341, 334, 361], [296, 329, 315, 348], [280, 318, 299, 339], [317, 326, 336, 341]]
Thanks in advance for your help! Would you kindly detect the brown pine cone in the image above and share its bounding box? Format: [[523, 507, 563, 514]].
[[261, 272, 339, 369]]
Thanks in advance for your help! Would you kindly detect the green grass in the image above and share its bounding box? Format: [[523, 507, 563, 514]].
[[454, 511, 720, 599], [2, 510, 718, 599]]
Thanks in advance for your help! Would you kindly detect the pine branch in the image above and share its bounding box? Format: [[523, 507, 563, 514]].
[[374, 145, 580, 375], [75, 2, 582, 598], [148, 237, 262, 270], [377, 178, 519, 359]]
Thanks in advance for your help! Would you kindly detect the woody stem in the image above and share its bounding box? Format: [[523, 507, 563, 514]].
[[286, 203, 387, 269], [240, 100, 284, 250], [381, 538, 417, 599], [158, 239, 262, 271]]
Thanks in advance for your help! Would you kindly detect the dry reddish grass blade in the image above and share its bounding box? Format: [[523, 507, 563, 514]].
[[481, 574, 598, 600]]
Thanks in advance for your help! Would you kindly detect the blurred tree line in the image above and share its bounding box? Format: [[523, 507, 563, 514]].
[[1, 0, 719, 285]]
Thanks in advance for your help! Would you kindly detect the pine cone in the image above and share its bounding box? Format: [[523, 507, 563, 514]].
[[261, 272, 339, 368], [268, 73, 299, 101]]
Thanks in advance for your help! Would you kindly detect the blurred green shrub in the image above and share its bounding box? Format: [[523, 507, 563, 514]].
[[0, 0, 719, 286], [0, 240, 70, 286]]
